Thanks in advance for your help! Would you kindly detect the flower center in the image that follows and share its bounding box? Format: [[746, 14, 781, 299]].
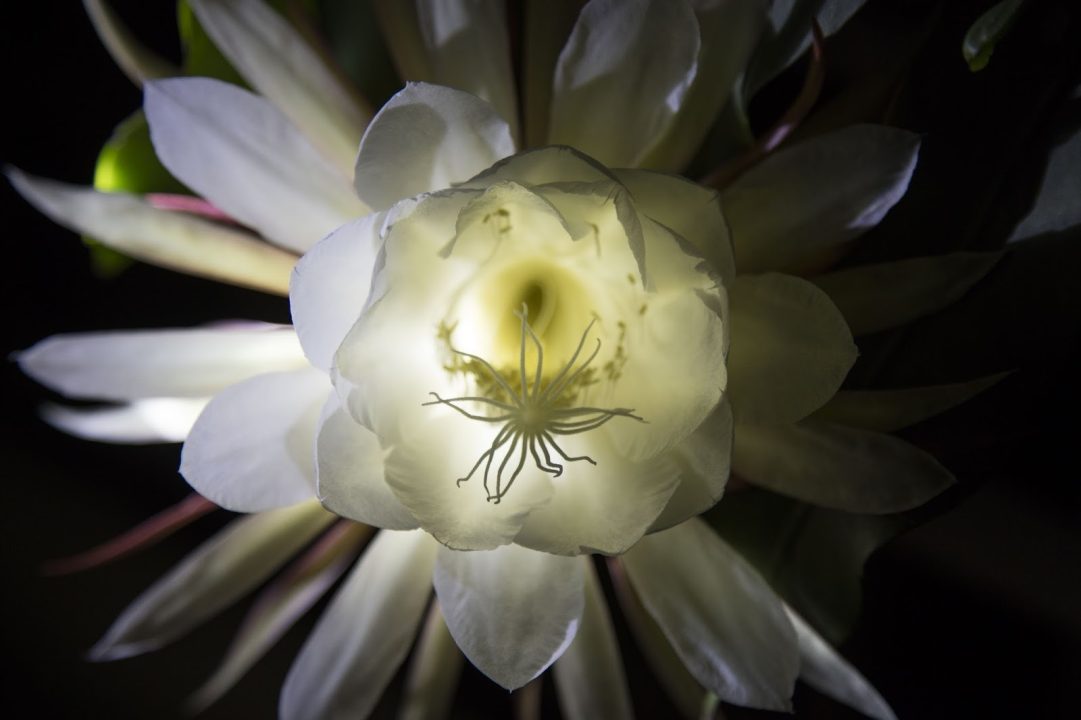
[[424, 305, 644, 504]]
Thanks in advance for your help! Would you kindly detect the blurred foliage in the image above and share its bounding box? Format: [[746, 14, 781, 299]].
[[963, 0, 1026, 72]]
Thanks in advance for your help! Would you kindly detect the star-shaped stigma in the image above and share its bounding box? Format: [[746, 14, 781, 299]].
[[425, 305, 645, 504]]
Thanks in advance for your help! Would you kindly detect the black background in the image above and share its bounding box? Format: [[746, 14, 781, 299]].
[[1, 1, 1079, 718]]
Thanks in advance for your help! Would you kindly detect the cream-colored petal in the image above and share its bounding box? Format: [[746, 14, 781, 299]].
[[812, 373, 1009, 433], [513, 430, 681, 555], [649, 396, 732, 532], [191, 0, 370, 174], [462, 145, 616, 189], [727, 273, 857, 425], [733, 419, 955, 513], [145, 77, 366, 253], [553, 558, 634, 720], [614, 167, 735, 287], [812, 251, 1002, 336], [414, 0, 519, 142], [722, 125, 919, 274], [315, 394, 418, 530], [549, 0, 700, 167], [83, 0, 177, 86], [785, 605, 897, 720], [180, 369, 328, 512], [90, 501, 334, 660], [622, 519, 799, 710], [399, 603, 464, 720], [353, 82, 515, 211], [280, 529, 438, 720], [42, 398, 207, 444], [290, 213, 384, 371], [434, 544, 584, 690], [18, 324, 306, 401], [8, 169, 295, 294], [188, 522, 371, 712]]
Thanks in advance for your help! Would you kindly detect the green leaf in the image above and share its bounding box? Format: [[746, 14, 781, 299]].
[[317, 0, 399, 107], [706, 489, 909, 644], [963, 0, 1026, 72]]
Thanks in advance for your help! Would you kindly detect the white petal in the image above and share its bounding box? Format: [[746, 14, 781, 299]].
[[812, 252, 1002, 335], [414, 0, 519, 143], [727, 273, 857, 425], [180, 369, 328, 512], [785, 606, 897, 720], [42, 398, 208, 444], [290, 213, 385, 370], [191, 0, 370, 174], [733, 419, 955, 513], [7, 169, 295, 294], [434, 544, 584, 690], [145, 77, 366, 253], [354, 82, 515, 210], [462, 145, 616, 189], [84, 0, 177, 86], [280, 529, 438, 720], [19, 325, 307, 401], [91, 501, 334, 660], [189, 523, 370, 712], [315, 394, 419, 530], [649, 396, 733, 532], [722, 125, 919, 274], [622, 519, 799, 710], [549, 0, 700, 167], [399, 603, 465, 720], [553, 558, 634, 720]]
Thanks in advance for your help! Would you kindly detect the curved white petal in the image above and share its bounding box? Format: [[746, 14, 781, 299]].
[[145, 77, 366, 253], [434, 543, 584, 690], [83, 0, 177, 86], [191, 0, 370, 174], [19, 325, 307, 401], [91, 501, 334, 660], [727, 273, 857, 425], [290, 213, 385, 370], [281, 529, 438, 720], [722, 125, 920, 274], [462, 144, 616, 189], [399, 603, 465, 720], [549, 0, 700, 167], [553, 559, 634, 720], [315, 394, 418, 530], [732, 419, 955, 513], [7, 169, 296, 294], [42, 398, 208, 444], [180, 369, 328, 512], [414, 0, 519, 142], [354, 82, 515, 211], [786, 606, 897, 720], [623, 519, 799, 710]]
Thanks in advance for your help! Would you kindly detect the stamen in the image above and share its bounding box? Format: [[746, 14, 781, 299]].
[[426, 305, 645, 504]]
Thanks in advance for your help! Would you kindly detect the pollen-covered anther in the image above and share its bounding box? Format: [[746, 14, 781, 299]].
[[424, 305, 644, 504]]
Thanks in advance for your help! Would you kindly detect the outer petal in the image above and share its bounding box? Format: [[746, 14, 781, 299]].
[[91, 501, 334, 660], [42, 398, 207, 444], [433, 544, 584, 690], [549, 0, 700, 167], [727, 274, 857, 425], [19, 325, 307, 401], [733, 419, 955, 513], [290, 213, 385, 371], [191, 0, 370, 174], [8, 169, 295, 294], [399, 603, 464, 720], [84, 0, 176, 85], [622, 519, 799, 711], [180, 368, 328, 512], [315, 394, 419, 530], [722, 126, 919, 274], [145, 77, 366, 253], [353, 82, 515, 211], [280, 530, 438, 720], [553, 558, 634, 720], [812, 252, 1002, 336], [785, 606, 897, 720]]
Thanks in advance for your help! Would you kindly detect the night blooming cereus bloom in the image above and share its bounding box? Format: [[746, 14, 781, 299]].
[[10, 0, 991, 717]]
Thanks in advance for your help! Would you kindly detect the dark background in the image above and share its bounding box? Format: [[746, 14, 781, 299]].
[[1, 1, 1078, 718]]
